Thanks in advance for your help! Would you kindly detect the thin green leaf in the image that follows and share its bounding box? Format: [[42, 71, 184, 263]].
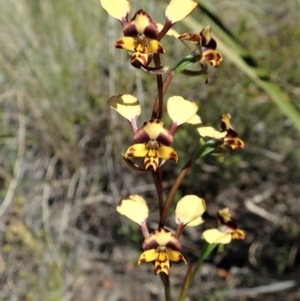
[[173, 54, 198, 73]]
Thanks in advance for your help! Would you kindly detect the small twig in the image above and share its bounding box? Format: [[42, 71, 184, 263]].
[[225, 280, 297, 297], [160, 159, 192, 227], [152, 169, 164, 225], [154, 70, 174, 107], [288, 242, 299, 267], [248, 240, 261, 268], [152, 54, 164, 119], [244, 199, 279, 224]]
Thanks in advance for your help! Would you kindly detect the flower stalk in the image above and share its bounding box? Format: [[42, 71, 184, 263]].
[[178, 243, 218, 301], [99, 1, 246, 300]]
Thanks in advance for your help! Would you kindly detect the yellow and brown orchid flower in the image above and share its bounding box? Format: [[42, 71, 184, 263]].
[[100, 0, 198, 73], [202, 208, 245, 244], [117, 194, 207, 274], [138, 228, 186, 275], [197, 113, 244, 150], [108, 94, 200, 171], [178, 25, 223, 74], [115, 9, 166, 73]]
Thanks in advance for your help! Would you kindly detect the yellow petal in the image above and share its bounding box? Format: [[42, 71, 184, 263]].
[[108, 94, 141, 121], [202, 49, 223, 67], [147, 39, 165, 54], [142, 120, 172, 142], [131, 10, 151, 34], [165, 0, 198, 24], [186, 216, 204, 227], [154, 252, 170, 275], [138, 249, 157, 264], [200, 26, 212, 45], [152, 228, 178, 246], [223, 137, 245, 150], [218, 208, 232, 223], [167, 96, 198, 126], [175, 195, 206, 225], [157, 145, 178, 162], [156, 23, 180, 38], [125, 143, 148, 158], [115, 36, 136, 51], [100, 0, 131, 22], [232, 229, 245, 240], [116, 194, 149, 225], [131, 52, 149, 67], [202, 229, 232, 244], [166, 249, 187, 264], [186, 114, 203, 125], [144, 154, 159, 171], [197, 126, 227, 139]]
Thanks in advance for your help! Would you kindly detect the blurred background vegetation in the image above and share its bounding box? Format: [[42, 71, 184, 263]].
[[0, 0, 299, 300]]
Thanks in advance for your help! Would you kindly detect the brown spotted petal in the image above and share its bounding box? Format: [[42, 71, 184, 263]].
[[143, 144, 178, 171], [147, 39, 165, 54], [115, 36, 138, 52], [138, 248, 186, 275], [220, 113, 236, 132], [131, 52, 150, 69], [217, 208, 246, 241], [178, 32, 201, 45], [134, 119, 173, 146], [232, 229, 246, 240], [202, 49, 223, 67], [142, 228, 182, 251], [138, 249, 172, 275], [124, 143, 148, 159], [218, 208, 232, 224], [157, 145, 178, 162], [217, 208, 239, 233], [138, 249, 157, 264], [223, 137, 245, 149], [138, 229, 186, 275], [115, 36, 164, 55], [124, 142, 178, 171], [154, 249, 186, 275], [143, 151, 160, 171], [153, 251, 171, 275], [220, 114, 244, 149], [200, 26, 216, 49], [123, 9, 159, 39]]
